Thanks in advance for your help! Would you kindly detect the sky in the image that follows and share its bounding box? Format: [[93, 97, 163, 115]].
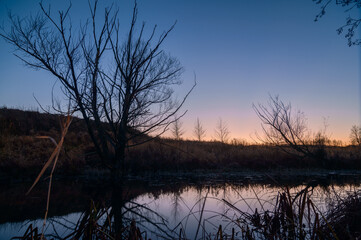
[[0, 0, 359, 143]]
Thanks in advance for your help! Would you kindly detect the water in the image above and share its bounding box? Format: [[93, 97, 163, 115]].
[[1, 171, 360, 239]]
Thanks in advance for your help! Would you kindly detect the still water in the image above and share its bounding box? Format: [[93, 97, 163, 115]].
[[0, 171, 360, 239]]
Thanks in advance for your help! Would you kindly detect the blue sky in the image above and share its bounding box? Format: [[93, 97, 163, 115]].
[[0, 0, 359, 142]]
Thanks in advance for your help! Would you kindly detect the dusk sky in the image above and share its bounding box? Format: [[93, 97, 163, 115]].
[[0, 0, 359, 143]]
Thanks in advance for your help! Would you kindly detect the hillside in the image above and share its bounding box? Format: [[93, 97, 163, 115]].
[[0, 108, 96, 179]]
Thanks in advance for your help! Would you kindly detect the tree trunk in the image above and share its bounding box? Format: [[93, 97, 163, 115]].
[[112, 180, 124, 239], [111, 143, 126, 238]]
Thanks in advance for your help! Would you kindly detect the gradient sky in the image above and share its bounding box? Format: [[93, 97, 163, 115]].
[[0, 0, 359, 143]]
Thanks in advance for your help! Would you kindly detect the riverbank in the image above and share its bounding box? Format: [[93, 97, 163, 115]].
[[1, 108, 361, 182], [2, 166, 361, 186]]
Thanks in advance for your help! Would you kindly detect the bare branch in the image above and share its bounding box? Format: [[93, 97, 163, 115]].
[[253, 95, 313, 158], [0, 2, 193, 176]]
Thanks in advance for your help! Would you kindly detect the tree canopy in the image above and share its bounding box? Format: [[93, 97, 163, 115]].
[[0, 1, 194, 176]]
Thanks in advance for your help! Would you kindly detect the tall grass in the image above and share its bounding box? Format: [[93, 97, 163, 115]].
[[12, 114, 73, 240]]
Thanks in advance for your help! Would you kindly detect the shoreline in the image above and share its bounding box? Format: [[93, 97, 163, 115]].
[[2, 168, 361, 185]]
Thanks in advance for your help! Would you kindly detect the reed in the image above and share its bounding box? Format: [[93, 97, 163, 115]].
[[12, 114, 73, 240]]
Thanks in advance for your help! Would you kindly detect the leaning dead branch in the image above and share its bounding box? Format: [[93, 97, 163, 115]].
[[253, 95, 314, 158]]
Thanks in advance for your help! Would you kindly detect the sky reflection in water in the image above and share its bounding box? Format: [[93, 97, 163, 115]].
[[0, 182, 360, 240]]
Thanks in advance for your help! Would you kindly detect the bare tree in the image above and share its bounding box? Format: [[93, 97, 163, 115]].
[[350, 125, 361, 145], [0, 1, 194, 178], [253, 95, 314, 158], [193, 117, 206, 141], [214, 118, 230, 143], [171, 117, 185, 140]]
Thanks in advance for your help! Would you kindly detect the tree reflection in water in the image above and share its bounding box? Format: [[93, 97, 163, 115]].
[[4, 177, 361, 239]]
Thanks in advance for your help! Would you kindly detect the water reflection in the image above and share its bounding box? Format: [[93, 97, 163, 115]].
[[133, 183, 360, 239], [1, 174, 361, 239]]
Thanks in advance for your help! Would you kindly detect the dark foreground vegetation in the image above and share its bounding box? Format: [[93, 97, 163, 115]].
[[1, 108, 361, 180]]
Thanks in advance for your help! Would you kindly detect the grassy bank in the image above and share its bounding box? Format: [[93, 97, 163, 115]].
[[1, 108, 361, 179], [127, 139, 361, 172]]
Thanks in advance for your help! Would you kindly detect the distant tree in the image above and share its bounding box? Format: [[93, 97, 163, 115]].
[[312, 117, 330, 150], [171, 117, 185, 140], [312, 131, 330, 159], [214, 118, 230, 143], [230, 138, 248, 146], [193, 118, 206, 141], [253, 95, 314, 158], [313, 131, 330, 146], [0, 1, 194, 178], [332, 139, 344, 147], [350, 125, 361, 145], [314, 0, 361, 46]]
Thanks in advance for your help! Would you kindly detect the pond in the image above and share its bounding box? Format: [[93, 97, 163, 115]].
[[1, 170, 360, 239]]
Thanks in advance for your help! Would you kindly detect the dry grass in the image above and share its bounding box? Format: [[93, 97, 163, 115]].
[[1, 107, 361, 178], [0, 134, 91, 177], [323, 191, 361, 239], [126, 139, 361, 172], [0, 109, 93, 178]]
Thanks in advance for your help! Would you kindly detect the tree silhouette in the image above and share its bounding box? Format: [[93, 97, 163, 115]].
[[350, 125, 361, 145], [193, 117, 206, 141], [253, 95, 314, 158], [214, 118, 230, 143], [0, 1, 194, 178], [171, 117, 185, 140]]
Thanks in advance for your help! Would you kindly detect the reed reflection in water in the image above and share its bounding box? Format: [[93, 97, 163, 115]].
[[2, 179, 359, 239], [133, 183, 360, 239]]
